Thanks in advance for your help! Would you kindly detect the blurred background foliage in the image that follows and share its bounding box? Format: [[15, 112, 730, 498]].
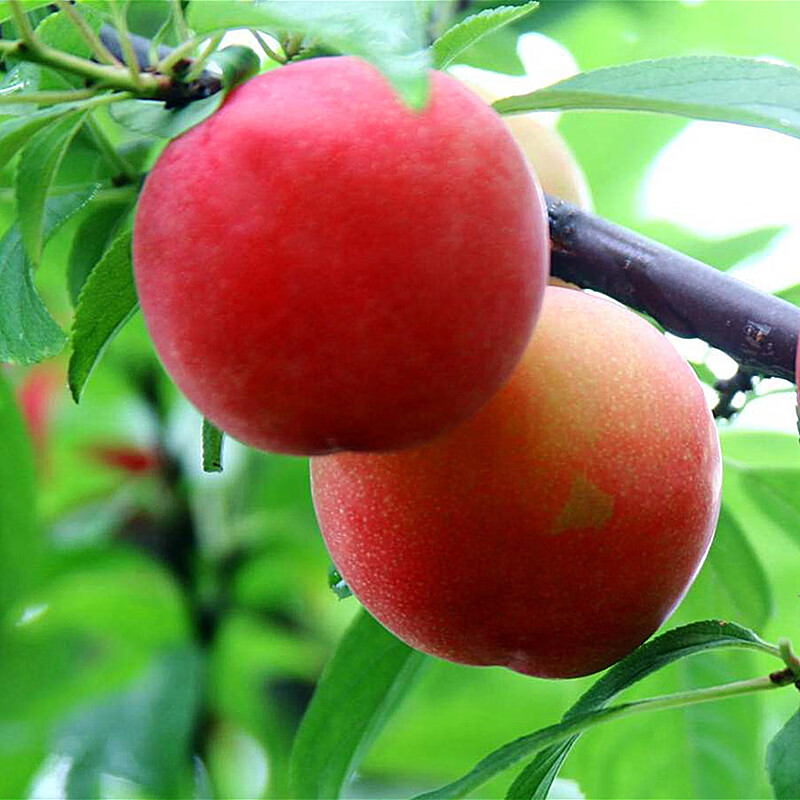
[[1, 1, 800, 798]]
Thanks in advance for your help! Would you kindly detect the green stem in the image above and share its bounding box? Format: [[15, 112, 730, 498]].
[[85, 115, 138, 184], [0, 88, 100, 105], [171, 0, 190, 43], [414, 667, 796, 800], [53, 0, 121, 66], [9, 0, 37, 46], [108, 1, 143, 90], [0, 37, 165, 97], [185, 32, 223, 82], [156, 34, 203, 75], [0, 183, 138, 204]]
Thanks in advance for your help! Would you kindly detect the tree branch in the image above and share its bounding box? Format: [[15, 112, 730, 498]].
[[547, 196, 800, 382]]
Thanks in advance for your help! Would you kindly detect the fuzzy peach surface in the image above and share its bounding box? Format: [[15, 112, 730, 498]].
[[312, 287, 722, 678], [133, 56, 548, 455]]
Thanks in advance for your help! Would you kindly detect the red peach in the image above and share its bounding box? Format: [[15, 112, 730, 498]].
[[133, 56, 548, 455], [312, 287, 722, 678]]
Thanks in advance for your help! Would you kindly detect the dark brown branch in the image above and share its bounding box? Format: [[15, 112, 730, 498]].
[[547, 195, 800, 382]]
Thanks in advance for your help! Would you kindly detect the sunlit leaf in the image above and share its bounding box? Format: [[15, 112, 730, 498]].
[[187, 0, 431, 106], [431, 2, 537, 70], [0, 0, 49, 24], [495, 56, 800, 139], [415, 621, 774, 800]]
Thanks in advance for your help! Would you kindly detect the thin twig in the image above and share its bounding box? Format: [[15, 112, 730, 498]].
[[156, 34, 204, 75], [53, 0, 121, 66], [108, 0, 143, 90], [0, 36, 165, 96], [8, 0, 37, 46], [0, 87, 100, 105], [184, 32, 223, 82], [170, 0, 190, 43]]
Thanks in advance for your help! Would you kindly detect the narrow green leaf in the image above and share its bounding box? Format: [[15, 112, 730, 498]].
[[413, 621, 773, 800], [705, 505, 772, 632], [494, 56, 800, 139], [16, 110, 88, 265], [767, 709, 800, 799], [187, 0, 431, 107], [68, 230, 138, 402], [431, 2, 538, 70], [289, 610, 427, 799], [202, 418, 224, 473], [67, 198, 133, 305], [0, 187, 95, 364], [0, 370, 41, 613], [451, 25, 525, 75], [58, 647, 202, 799]]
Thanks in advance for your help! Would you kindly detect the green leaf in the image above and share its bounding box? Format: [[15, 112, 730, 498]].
[[0, 0, 48, 24], [202, 418, 224, 473], [67, 198, 133, 305], [210, 612, 326, 798], [58, 647, 202, 799], [68, 230, 138, 402], [431, 2, 538, 70], [767, 709, 800, 799], [704, 505, 772, 632], [635, 221, 786, 272], [289, 610, 427, 799], [0, 187, 95, 364], [187, 0, 431, 107], [722, 432, 800, 550], [0, 370, 41, 613], [16, 110, 88, 265], [494, 56, 800, 139], [109, 92, 224, 140], [777, 283, 800, 306], [0, 102, 88, 170], [210, 43, 261, 88], [447, 25, 525, 75], [415, 621, 773, 800], [0, 551, 190, 795]]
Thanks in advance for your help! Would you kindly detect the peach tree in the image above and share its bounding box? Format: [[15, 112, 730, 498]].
[[0, 1, 799, 798]]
